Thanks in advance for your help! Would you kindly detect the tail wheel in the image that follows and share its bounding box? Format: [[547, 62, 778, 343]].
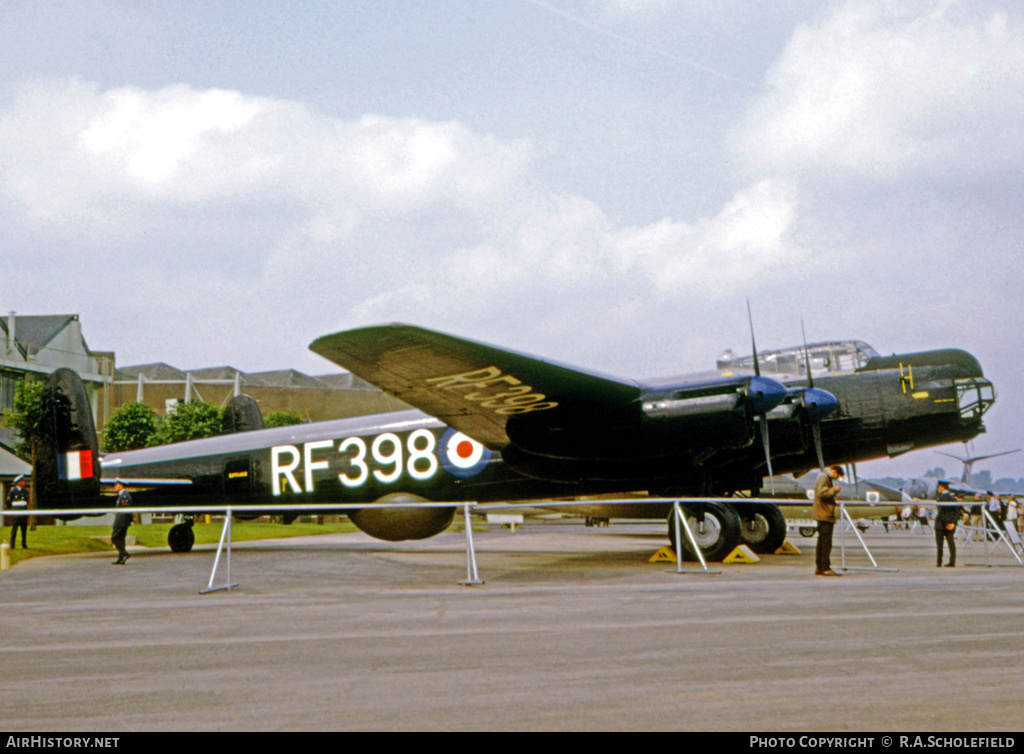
[[736, 503, 788, 554], [667, 501, 741, 562], [168, 521, 195, 553]]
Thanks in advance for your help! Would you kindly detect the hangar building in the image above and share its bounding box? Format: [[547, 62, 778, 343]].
[[0, 311, 409, 475]]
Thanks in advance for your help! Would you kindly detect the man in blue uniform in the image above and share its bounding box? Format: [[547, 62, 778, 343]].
[[6, 475, 29, 549], [934, 482, 961, 568], [111, 480, 134, 565]]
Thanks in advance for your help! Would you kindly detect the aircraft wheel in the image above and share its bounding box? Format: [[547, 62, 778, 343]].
[[736, 503, 788, 554], [168, 522, 195, 553], [667, 501, 741, 562], [799, 526, 817, 538]]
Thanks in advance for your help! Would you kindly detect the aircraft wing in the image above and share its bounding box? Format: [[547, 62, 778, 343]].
[[862, 480, 905, 502], [310, 324, 643, 450]]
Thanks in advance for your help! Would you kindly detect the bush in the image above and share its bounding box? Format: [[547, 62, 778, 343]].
[[265, 410, 304, 428], [156, 401, 223, 444], [103, 402, 161, 452]]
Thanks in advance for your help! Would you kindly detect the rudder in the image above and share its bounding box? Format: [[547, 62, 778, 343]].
[[34, 368, 102, 511]]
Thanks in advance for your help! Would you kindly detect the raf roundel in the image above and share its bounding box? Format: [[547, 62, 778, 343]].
[[439, 429, 492, 478]]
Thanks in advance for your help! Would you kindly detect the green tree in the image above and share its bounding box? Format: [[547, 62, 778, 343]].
[[0, 378, 46, 461], [102, 402, 161, 452], [265, 410, 304, 428], [155, 401, 223, 444], [1, 377, 67, 528]]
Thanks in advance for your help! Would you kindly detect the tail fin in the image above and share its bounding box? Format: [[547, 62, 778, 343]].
[[221, 394, 265, 434], [34, 368, 102, 510], [935, 448, 1021, 485]]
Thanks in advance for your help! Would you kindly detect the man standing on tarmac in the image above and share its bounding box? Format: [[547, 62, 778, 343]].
[[813, 465, 844, 576], [6, 475, 29, 549], [111, 480, 134, 565], [934, 481, 961, 568]]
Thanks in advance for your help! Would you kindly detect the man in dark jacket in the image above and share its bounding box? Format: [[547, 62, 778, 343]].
[[111, 481, 134, 565], [6, 475, 29, 549], [935, 482, 961, 568]]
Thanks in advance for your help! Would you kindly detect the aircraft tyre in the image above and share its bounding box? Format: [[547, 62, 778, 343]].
[[667, 501, 741, 562], [168, 522, 195, 553], [735, 503, 788, 554]]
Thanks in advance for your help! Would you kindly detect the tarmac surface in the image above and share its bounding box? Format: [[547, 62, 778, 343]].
[[1, 518, 1022, 732]]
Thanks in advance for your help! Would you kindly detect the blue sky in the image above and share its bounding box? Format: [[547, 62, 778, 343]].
[[2, 0, 1023, 480]]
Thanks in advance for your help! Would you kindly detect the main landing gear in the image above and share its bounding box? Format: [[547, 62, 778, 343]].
[[168, 518, 196, 553], [734, 503, 788, 554], [668, 501, 741, 562], [666, 501, 788, 560]]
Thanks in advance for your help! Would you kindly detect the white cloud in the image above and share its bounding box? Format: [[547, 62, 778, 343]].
[[610, 179, 801, 296], [734, 1, 1024, 180], [0, 77, 810, 331]]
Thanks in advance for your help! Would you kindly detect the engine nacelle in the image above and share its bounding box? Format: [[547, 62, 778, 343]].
[[348, 493, 456, 542]]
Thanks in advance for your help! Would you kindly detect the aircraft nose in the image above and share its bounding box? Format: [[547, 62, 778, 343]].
[[747, 376, 788, 415]]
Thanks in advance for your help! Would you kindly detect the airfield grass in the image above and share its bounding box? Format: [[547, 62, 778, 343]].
[[0, 519, 365, 569]]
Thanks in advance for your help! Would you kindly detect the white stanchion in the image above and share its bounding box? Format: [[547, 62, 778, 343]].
[[838, 502, 898, 572], [666, 502, 721, 575], [200, 510, 240, 594], [458, 503, 483, 586], [966, 509, 1024, 567]]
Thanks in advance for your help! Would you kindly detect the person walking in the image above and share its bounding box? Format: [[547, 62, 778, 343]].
[[111, 481, 134, 565]]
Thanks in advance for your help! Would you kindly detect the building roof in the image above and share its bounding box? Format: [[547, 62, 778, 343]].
[[249, 370, 336, 389], [116, 363, 187, 381], [115, 364, 363, 391], [314, 373, 378, 390], [1, 314, 84, 358], [187, 367, 268, 386], [0, 439, 31, 478]]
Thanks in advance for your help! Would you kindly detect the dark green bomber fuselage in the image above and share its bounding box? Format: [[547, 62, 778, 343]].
[[37, 346, 993, 530]]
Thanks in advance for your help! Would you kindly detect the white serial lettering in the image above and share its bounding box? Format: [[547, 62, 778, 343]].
[[272, 430, 447, 495], [272, 445, 302, 495], [304, 439, 334, 493]]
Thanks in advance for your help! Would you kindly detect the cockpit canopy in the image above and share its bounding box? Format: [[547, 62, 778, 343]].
[[717, 341, 880, 377]]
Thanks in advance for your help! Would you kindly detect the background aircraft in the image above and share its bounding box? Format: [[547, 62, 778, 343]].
[[864, 448, 1021, 502], [33, 323, 996, 561]]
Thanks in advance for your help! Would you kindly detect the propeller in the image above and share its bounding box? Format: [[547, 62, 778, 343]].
[[799, 319, 837, 470], [747, 302, 775, 491]]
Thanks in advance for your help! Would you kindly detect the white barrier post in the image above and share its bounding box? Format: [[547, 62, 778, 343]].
[[200, 510, 240, 594], [458, 503, 483, 586], [666, 502, 721, 575]]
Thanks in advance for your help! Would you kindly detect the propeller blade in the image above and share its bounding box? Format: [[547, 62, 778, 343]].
[[747, 302, 776, 492], [748, 300, 761, 377], [801, 318, 837, 472], [812, 422, 826, 470], [757, 416, 775, 493], [801, 318, 814, 389]]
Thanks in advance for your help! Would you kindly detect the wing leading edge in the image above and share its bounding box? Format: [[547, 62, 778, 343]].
[[310, 324, 643, 450]]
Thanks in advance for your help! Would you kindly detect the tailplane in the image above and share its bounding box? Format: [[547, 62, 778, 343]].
[[34, 368, 102, 511]]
